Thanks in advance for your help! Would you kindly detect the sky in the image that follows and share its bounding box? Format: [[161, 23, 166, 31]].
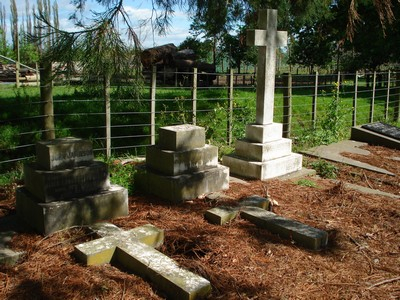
[[4, 0, 192, 48]]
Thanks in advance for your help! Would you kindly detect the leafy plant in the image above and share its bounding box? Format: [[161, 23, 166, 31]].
[[296, 179, 317, 188], [309, 160, 339, 179]]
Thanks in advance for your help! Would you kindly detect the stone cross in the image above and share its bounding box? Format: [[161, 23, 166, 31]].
[[74, 223, 211, 300], [247, 9, 287, 125]]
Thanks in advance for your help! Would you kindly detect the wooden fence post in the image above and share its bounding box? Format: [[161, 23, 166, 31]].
[[395, 71, 400, 122], [353, 71, 359, 126], [282, 73, 292, 138], [104, 74, 111, 158], [150, 66, 156, 145], [227, 69, 234, 145], [370, 71, 376, 123], [192, 68, 198, 125], [312, 71, 318, 129], [385, 70, 391, 120]]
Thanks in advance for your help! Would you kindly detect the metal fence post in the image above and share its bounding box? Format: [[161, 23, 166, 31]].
[[150, 66, 156, 145], [282, 73, 292, 138], [227, 69, 234, 145], [192, 68, 198, 125]]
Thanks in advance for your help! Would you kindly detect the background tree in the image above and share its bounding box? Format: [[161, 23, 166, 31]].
[[32, 0, 141, 154]]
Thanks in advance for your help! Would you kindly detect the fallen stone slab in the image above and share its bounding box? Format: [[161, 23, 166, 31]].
[[204, 195, 270, 225], [0, 231, 24, 265], [239, 195, 271, 210], [74, 225, 211, 300], [241, 206, 328, 250], [204, 207, 239, 225]]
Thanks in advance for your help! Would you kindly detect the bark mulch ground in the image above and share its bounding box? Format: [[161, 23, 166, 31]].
[[0, 145, 398, 299]]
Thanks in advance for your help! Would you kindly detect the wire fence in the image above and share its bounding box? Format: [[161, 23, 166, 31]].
[[0, 69, 399, 173]]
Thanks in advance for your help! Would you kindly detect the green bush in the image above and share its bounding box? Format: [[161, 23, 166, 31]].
[[309, 160, 339, 179]]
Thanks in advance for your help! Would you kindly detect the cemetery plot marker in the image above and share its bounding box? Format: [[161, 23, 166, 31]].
[[222, 9, 302, 180], [16, 138, 128, 235], [75, 223, 211, 300]]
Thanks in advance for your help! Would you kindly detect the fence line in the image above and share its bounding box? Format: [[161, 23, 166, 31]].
[[0, 69, 399, 172]]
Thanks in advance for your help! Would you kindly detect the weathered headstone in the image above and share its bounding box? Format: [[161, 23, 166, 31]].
[[222, 9, 302, 179], [74, 223, 211, 300], [16, 137, 128, 235], [136, 124, 229, 202]]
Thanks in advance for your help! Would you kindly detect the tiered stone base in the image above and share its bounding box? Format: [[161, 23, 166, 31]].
[[139, 125, 229, 203], [223, 123, 302, 180]]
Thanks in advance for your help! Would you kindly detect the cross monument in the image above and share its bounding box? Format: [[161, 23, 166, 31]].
[[247, 9, 287, 125]]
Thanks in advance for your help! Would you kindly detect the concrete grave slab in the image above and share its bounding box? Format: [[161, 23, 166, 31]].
[[302, 140, 395, 175], [74, 225, 211, 300], [36, 137, 94, 170], [361, 122, 400, 140], [16, 185, 128, 235], [241, 206, 328, 250], [351, 124, 400, 150]]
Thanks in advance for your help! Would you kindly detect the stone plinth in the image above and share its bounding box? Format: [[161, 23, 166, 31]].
[[223, 152, 302, 180], [36, 137, 94, 170], [158, 124, 205, 151], [146, 144, 218, 176], [138, 124, 229, 203], [16, 137, 128, 235], [24, 161, 110, 202], [16, 185, 128, 235]]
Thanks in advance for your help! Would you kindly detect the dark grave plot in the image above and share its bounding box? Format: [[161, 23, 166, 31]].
[[362, 122, 400, 141]]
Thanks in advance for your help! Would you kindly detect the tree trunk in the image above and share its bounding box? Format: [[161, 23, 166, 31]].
[[40, 61, 55, 140]]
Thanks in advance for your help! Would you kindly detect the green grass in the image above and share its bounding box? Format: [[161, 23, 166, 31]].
[[0, 79, 399, 177]]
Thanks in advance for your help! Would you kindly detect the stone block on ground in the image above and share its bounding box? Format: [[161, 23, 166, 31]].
[[241, 206, 328, 250], [23, 161, 110, 202], [146, 144, 218, 175], [16, 185, 128, 235], [158, 124, 205, 151], [204, 207, 239, 225], [36, 137, 94, 170], [74, 225, 211, 300]]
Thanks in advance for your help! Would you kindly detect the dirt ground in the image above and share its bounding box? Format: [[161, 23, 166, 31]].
[[0, 145, 399, 299]]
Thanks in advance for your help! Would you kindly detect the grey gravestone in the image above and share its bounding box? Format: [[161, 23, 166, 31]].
[[361, 122, 400, 140], [222, 9, 302, 179], [16, 137, 128, 235]]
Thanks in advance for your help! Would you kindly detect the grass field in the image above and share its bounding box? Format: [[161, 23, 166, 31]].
[[0, 78, 399, 185]]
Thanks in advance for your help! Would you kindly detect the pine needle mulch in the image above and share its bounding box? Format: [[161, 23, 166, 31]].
[[0, 146, 399, 299]]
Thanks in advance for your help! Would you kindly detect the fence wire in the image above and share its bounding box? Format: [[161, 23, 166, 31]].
[[0, 70, 399, 172]]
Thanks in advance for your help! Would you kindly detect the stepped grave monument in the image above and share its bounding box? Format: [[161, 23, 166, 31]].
[[222, 9, 302, 179], [136, 124, 229, 202], [16, 137, 128, 235]]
